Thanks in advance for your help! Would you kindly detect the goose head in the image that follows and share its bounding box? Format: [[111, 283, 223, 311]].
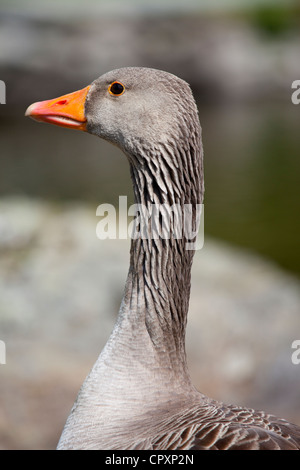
[[25, 67, 202, 175]]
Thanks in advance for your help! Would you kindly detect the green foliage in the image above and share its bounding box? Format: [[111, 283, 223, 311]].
[[250, 4, 299, 36]]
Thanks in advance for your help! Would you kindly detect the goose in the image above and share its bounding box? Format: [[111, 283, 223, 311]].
[[26, 67, 300, 450]]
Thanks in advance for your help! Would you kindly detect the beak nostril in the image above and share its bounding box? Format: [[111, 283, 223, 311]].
[[56, 99, 68, 105]]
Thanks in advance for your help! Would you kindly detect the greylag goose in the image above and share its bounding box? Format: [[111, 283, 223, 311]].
[[26, 67, 300, 450]]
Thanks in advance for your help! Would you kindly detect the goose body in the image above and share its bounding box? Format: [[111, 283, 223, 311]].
[[26, 67, 300, 450]]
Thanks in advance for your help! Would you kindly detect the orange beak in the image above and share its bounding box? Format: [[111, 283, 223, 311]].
[[25, 85, 90, 131]]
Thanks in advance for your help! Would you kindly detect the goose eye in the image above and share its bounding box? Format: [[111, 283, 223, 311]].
[[108, 81, 125, 96]]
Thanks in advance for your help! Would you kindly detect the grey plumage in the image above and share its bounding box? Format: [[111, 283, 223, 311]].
[[26, 67, 300, 450]]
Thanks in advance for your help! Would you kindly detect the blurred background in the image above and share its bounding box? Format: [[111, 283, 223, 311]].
[[0, 0, 300, 449]]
